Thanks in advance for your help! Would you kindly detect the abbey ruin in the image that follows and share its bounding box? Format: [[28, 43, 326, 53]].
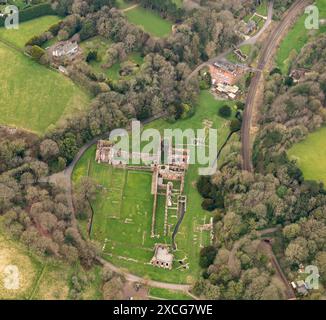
[[95, 139, 190, 270]]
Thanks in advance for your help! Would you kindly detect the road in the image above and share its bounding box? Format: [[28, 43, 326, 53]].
[[186, 1, 274, 83], [96, 257, 191, 292], [241, 0, 311, 172]]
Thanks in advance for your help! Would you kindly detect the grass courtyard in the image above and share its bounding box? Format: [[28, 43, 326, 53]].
[[276, 0, 326, 73], [73, 91, 234, 284], [288, 127, 326, 186]]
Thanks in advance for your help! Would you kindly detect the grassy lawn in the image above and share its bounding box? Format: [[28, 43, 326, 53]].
[[276, 0, 326, 74], [124, 6, 173, 38], [256, 0, 268, 16], [0, 15, 61, 48], [73, 91, 234, 284], [0, 42, 89, 135], [80, 36, 144, 81], [288, 127, 326, 186], [148, 287, 192, 300]]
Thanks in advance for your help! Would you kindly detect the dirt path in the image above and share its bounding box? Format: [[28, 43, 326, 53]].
[[96, 257, 192, 292], [121, 4, 139, 13]]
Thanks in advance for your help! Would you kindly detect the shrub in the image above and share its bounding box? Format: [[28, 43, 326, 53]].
[[48, 21, 62, 36], [86, 50, 98, 63], [201, 198, 217, 211], [29, 45, 45, 61], [20, 3, 55, 23], [284, 76, 294, 86], [218, 105, 232, 118], [236, 101, 245, 110], [197, 176, 214, 198], [199, 246, 217, 268], [230, 119, 241, 132]]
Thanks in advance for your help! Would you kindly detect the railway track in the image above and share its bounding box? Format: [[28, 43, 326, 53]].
[[241, 0, 311, 172]]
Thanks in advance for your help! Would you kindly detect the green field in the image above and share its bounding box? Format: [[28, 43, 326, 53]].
[[148, 287, 192, 300], [124, 6, 173, 38], [73, 91, 234, 284], [288, 127, 326, 185], [256, 0, 268, 16], [0, 42, 89, 134], [276, 0, 326, 73], [0, 15, 61, 48]]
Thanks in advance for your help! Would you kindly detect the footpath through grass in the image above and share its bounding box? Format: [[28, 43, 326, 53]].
[[73, 91, 234, 284]]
